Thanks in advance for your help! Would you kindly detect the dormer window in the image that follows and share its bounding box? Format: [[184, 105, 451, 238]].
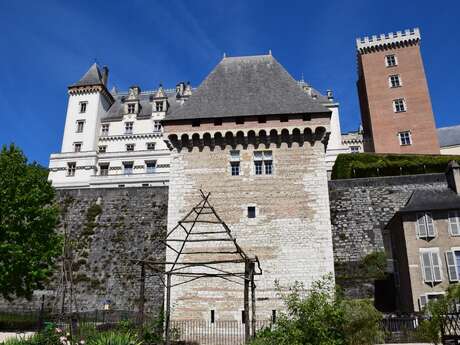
[[127, 103, 136, 114], [155, 101, 164, 112]]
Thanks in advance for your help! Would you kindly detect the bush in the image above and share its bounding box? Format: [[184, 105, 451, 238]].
[[331, 153, 460, 180], [250, 275, 384, 345], [0, 312, 41, 331], [87, 332, 142, 345]]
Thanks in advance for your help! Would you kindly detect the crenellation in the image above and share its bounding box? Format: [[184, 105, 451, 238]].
[[356, 28, 420, 52]]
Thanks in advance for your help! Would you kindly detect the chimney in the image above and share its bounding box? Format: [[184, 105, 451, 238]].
[[101, 66, 109, 86], [327, 89, 334, 101], [446, 161, 460, 194], [176, 82, 186, 97]]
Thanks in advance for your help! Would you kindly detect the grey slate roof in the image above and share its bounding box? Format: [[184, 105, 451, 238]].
[[438, 125, 460, 148], [399, 188, 460, 213], [165, 55, 331, 121], [71, 63, 104, 87]]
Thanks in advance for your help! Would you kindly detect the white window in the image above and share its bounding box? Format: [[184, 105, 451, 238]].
[[386, 54, 397, 67], [76, 120, 84, 133], [399, 131, 412, 146], [79, 101, 87, 113], [125, 122, 133, 134], [146, 142, 156, 150], [67, 162, 76, 177], [389, 75, 402, 88], [449, 211, 460, 236], [230, 150, 240, 176], [419, 293, 445, 310], [393, 98, 406, 112], [445, 250, 460, 282], [98, 145, 107, 153], [126, 143, 135, 152], [416, 212, 436, 239], [253, 151, 273, 175], [99, 163, 109, 176], [73, 142, 82, 152], [155, 101, 164, 112], [146, 161, 156, 174], [101, 124, 109, 136], [154, 121, 162, 132], [123, 162, 133, 175], [420, 249, 442, 284], [127, 103, 136, 114]]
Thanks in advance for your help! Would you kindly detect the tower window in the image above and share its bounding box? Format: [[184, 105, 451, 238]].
[[398, 131, 412, 146], [272, 310, 277, 323], [76, 120, 85, 133], [229, 150, 240, 176], [253, 151, 273, 175], [242, 310, 246, 324], [126, 143, 135, 151], [98, 145, 107, 153], [155, 101, 164, 112], [127, 103, 136, 114], [393, 98, 406, 113], [73, 142, 82, 152], [67, 162, 76, 177], [125, 122, 133, 134], [79, 101, 87, 113], [385, 54, 397, 67], [248, 206, 256, 219], [147, 142, 156, 150], [210, 310, 215, 323], [389, 75, 402, 88], [101, 124, 110, 136], [154, 121, 162, 132], [99, 163, 109, 176]]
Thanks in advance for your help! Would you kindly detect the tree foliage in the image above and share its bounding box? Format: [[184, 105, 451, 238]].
[[0, 144, 61, 300], [251, 275, 384, 345]]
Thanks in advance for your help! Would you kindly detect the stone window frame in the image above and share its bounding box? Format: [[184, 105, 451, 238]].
[[98, 145, 107, 153], [229, 150, 241, 176], [247, 206, 257, 219], [76, 120, 85, 133], [127, 103, 136, 114], [419, 247, 443, 285], [99, 162, 110, 176], [79, 101, 88, 113], [125, 122, 134, 135], [146, 142, 156, 150], [253, 150, 273, 176], [445, 247, 460, 282], [101, 123, 110, 136], [385, 54, 398, 67], [67, 162, 76, 177], [350, 146, 360, 153], [415, 212, 436, 239], [448, 211, 460, 236], [153, 121, 162, 133], [419, 292, 445, 310], [155, 101, 164, 112], [388, 74, 402, 88], [73, 142, 82, 152], [126, 143, 135, 152], [145, 160, 157, 174]]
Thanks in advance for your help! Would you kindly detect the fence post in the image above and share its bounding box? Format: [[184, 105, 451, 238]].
[[165, 273, 172, 345], [250, 262, 256, 339], [138, 262, 145, 325], [244, 261, 250, 344]]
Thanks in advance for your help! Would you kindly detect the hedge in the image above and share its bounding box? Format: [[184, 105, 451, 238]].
[[331, 153, 460, 180]]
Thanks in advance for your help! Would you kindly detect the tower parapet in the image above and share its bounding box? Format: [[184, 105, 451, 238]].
[[356, 28, 420, 53]]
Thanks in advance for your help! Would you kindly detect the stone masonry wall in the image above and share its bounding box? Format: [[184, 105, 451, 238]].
[[329, 173, 447, 297], [0, 187, 168, 314], [167, 140, 334, 322]]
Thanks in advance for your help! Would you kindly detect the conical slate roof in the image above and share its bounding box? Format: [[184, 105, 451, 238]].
[[166, 54, 331, 121], [70, 63, 104, 87]]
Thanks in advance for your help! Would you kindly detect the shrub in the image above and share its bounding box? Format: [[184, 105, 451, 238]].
[[87, 331, 142, 345], [331, 153, 460, 180]]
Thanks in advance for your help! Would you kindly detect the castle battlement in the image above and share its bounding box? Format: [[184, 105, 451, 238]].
[[356, 28, 420, 53]]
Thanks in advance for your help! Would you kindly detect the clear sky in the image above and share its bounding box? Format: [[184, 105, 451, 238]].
[[1, 0, 459, 165]]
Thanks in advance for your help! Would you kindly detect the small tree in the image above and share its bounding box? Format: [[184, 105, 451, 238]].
[[251, 275, 384, 345], [0, 144, 61, 299]]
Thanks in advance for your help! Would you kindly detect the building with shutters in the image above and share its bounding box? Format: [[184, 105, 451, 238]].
[[384, 162, 460, 312]]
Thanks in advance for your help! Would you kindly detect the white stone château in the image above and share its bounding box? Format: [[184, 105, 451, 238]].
[[49, 59, 348, 188]]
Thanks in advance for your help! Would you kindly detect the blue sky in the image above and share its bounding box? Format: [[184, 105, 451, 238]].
[[0, 0, 459, 165]]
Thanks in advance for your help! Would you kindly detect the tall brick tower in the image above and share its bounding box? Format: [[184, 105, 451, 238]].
[[356, 28, 440, 154]]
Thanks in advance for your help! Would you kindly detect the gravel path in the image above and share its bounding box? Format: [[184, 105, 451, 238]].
[[0, 332, 35, 343]]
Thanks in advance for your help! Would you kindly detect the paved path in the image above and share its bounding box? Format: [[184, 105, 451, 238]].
[[0, 332, 34, 343]]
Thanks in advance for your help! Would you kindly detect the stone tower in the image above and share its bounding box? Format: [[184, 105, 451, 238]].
[[356, 28, 440, 154], [162, 55, 335, 321]]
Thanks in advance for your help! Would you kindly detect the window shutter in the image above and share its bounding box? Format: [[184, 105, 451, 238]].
[[446, 251, 459, 282], [419, 295, 428, 310], [421, 252, 433, 282], [417, 213, 427, 238], [431, 252, 442, 282], [426, 213, 436, 237], [449, 212, 460, 236]]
